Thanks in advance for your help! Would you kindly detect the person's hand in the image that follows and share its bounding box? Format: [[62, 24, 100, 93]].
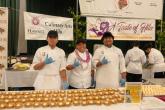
[[120, 79, 126, 87], [121, 72, 127, 79], [63, 81, 69, 90], [72, 59, 80, 68], [44, 54, 55, 64], [100, 57, 109, 65]]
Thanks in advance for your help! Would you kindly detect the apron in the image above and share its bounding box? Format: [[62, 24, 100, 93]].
[[96, 48, 120, 88], [33, 49, 62, 90], [68, 51, 91, 88], [34, 73, 61, 90]]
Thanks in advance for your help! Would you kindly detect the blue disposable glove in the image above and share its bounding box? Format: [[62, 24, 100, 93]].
[[44, 54, 55, 64], [100, 57, 109, 65], [120, 79, 126, 87], [72, 59, 80, 68], [63, 81, 69, 90]]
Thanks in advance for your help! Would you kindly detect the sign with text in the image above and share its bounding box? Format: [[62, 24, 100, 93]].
[[24, 12, 73, 40], [79, 0, 163, 19], [87, 17, 155, 41], [125, 82, 142, 103], [0, 7, 8, 88]]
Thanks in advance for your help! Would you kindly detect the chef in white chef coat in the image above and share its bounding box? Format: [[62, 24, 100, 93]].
[[93, 32, 126, 88], [66, 39, 94, 89], [144, 43, 165, 78], [32, 30, 68, 90], [125, 41, 146, 82]]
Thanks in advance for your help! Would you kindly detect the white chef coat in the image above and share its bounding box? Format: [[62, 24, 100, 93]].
[[32, 45, 66, 90], [67, 50, 92, 88], [93, 45, 126, 88], [148, 48, 165, 73], [125, 47, 146, 74]]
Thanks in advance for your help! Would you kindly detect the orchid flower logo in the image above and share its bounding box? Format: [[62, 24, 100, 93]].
[[32, 17, 40, 25], [89, 21, 111, 37]]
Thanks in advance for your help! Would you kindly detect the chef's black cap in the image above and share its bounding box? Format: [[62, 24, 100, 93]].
[[101, 31, 114, 42], [76, 38, 86, 45], [47, 30, 58, 38], [144, 43, 153, 50]]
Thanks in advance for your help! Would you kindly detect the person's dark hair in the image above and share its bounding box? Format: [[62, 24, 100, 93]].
[[47, 30, 58, 38], [101, 31, 114, 42], [132, 41, 139, 47], [76, 38, 86, 45], [144, 43, 152, 50]]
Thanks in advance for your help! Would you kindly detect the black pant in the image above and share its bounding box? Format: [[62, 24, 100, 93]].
[[126, 73, 142, 82], [154, 72, 165, 78]]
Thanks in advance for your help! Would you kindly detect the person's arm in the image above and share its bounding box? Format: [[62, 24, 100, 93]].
[[96, 62, 102, 67], [66, 53, 77, 71], [93, 48, 102, 68], [91, 69, 95, 86], [66, 53, 75, 70], [148, 52, 155, 64], [60, 51, 69, 89], [60, 69, 67, 81], [33, 61, 45, 70], [91, 69, 95, 78], [32, 49, 46, 70], [94, 49, 109, 67], [91, 54, 96, 86], [125, 51, 130, 67], [90, 54, 95, 77], [141, 51, 147, 65], [60, 69, 69, 90], [119, 49, 127, 79], [59, 50, 67, 81], [33, 52, 55, 70], [66, 65, 74, 70], [121, 72, 127, 79]]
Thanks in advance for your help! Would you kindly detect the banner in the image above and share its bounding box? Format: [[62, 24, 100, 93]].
[[79, 0, 163, 19], [0, 7, 8, 88], [24, 12, 73, 40], [87, 17, 155, 41]]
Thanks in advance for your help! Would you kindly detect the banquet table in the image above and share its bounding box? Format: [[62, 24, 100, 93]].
[[3, 97, 165, 110], [3, 68, 153, 91], [4, 70, 38, 91]]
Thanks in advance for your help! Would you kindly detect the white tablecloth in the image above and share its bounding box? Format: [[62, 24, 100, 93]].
[[3, 68, 154, 91], [142, 68, 153, 80], [4, 97, 165, 110], [4, 70, 38, 90]]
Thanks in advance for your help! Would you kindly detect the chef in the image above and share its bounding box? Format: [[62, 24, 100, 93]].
[[125, 41, 146, 82], [66, 39, 94, 89], [32, 30, 68, 90], [144, 43, 165, 78], [93, 32, 126, 88]]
